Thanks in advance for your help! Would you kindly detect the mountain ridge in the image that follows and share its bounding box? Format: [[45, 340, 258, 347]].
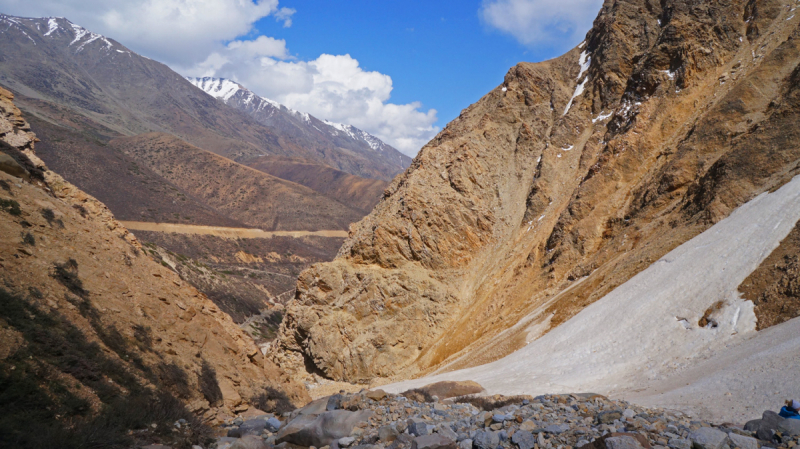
[[187, 76, 412, 182]]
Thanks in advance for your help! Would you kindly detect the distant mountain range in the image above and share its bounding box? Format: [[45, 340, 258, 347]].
[[0, 13, 406, 332], [0, 14, 402, 221], [188, 77, 411, 177]]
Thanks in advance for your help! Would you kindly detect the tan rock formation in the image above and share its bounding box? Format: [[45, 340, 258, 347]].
[[0, 86, 309, 421], [274, 0, 800, 383]]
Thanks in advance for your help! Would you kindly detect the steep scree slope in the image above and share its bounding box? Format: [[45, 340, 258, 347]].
[[274, 0, 800, 383], [0, 87, 309, 433]]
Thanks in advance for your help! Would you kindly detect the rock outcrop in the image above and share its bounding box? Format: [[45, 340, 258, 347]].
[[0, 86, 309, 440], [274, 0, 800, 383]]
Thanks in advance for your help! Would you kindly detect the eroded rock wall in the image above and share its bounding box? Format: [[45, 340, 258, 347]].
[[274, 0, 800, 383]]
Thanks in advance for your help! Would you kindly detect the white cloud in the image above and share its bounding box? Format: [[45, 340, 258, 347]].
[[193, 47, 439, 155], [225, 35, 288, 59], [274, 7, 295, 28], [0, 0, 439, 155], [0, 0, 282, 66], [480, 0, 603, 48]]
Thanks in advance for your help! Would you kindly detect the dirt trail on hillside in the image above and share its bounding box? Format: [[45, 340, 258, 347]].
[[120, 221, 348, 238]]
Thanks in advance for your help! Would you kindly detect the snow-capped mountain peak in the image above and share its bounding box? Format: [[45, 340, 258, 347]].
[[187, 76, 405, 158], [0, 15, 121, 54]]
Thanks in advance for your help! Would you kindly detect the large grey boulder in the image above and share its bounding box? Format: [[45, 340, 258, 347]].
[[290, 396, 330, 418], [605, 436, 644, 449], [379, 424, 400, 442], [778, 418, 800, 437], [237, 418, 267, 436], [597, 411, 623, 424], [727, 433, 759, 449], [755, 411, 784, 441], [544, 423, 570, 434], [511, 430, 536, 449], [668, 438, 692, 449], [689, 427, 728, 449], [276, 409, 374, 447], [472, 430, 499, 449], [230, 435, 268, 449], [412, 434, 457, 449], [408, 418, 430, 436], [265, 417, 282, 433]]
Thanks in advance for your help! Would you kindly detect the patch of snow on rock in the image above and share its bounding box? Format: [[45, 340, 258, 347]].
[[44, 18, 59, 36], [563, 78, 588, 116]]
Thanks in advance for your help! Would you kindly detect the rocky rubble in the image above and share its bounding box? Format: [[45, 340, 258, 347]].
[[210, 388, 800, 449]]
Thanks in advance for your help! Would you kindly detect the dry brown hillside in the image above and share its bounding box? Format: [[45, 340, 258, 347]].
[[0, 87, 309, 447], [246, 156, 388, 213], [274, 0, 800, 383], [110, 133, 363, 231]]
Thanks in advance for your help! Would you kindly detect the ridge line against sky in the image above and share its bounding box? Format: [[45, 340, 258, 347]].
[[0, 0, 603, 156]]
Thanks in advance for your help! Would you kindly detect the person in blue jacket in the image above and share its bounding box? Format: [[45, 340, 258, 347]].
[[780, 399, 800, 419]]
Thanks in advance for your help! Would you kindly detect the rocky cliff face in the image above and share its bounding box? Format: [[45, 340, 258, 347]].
[[274, 0, 800, 383], [0, 86, 309, 443]]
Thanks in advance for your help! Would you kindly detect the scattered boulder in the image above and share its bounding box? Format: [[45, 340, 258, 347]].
[[415, 381, 485, 400], [727, 433, 759, 449], [379, 424, 400, 442], [276, 409, 373, 447], [265, 416, 282, 432], [294, 397, 330, 417], [412, 434, 457, 449], [237, 418, 267, 436], [689, 427, 728, 449], [598, 411, 623, 424], [339, 436, 357, 447], [511, 430, 537, 449], [755, 411, 784, 441], [544, 423, 570, 434], [605, 436, 645, 449], [435, 423, 458, 441], [328, 393, 345, 411], [668, 438, 692, 449], [408, 418, 430, 436], [472, 430, 499, 449], [229, 435, 268, 449], [366, 390, 389, 401], [777, 418, 800, 437]]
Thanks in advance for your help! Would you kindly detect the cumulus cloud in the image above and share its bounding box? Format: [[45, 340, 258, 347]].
[[480, 0, 603, 49], [274, 7, 295, 27], [0, 0, 439, 155], [193, 46, 439, 155], [0, 0, 282, 66]]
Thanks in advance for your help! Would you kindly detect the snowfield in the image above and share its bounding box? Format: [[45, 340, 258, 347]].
[[384, 174, 800, 423]]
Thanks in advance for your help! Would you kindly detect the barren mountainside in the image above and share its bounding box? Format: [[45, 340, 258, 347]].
[[0, 14, 393, 348], [274, 0, 800, 383], [0, 86, 309, 446]]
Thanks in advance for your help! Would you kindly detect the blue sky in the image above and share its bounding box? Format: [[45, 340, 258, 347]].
[[0, 0, 603, 154], [250, 1, 561, 127]]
